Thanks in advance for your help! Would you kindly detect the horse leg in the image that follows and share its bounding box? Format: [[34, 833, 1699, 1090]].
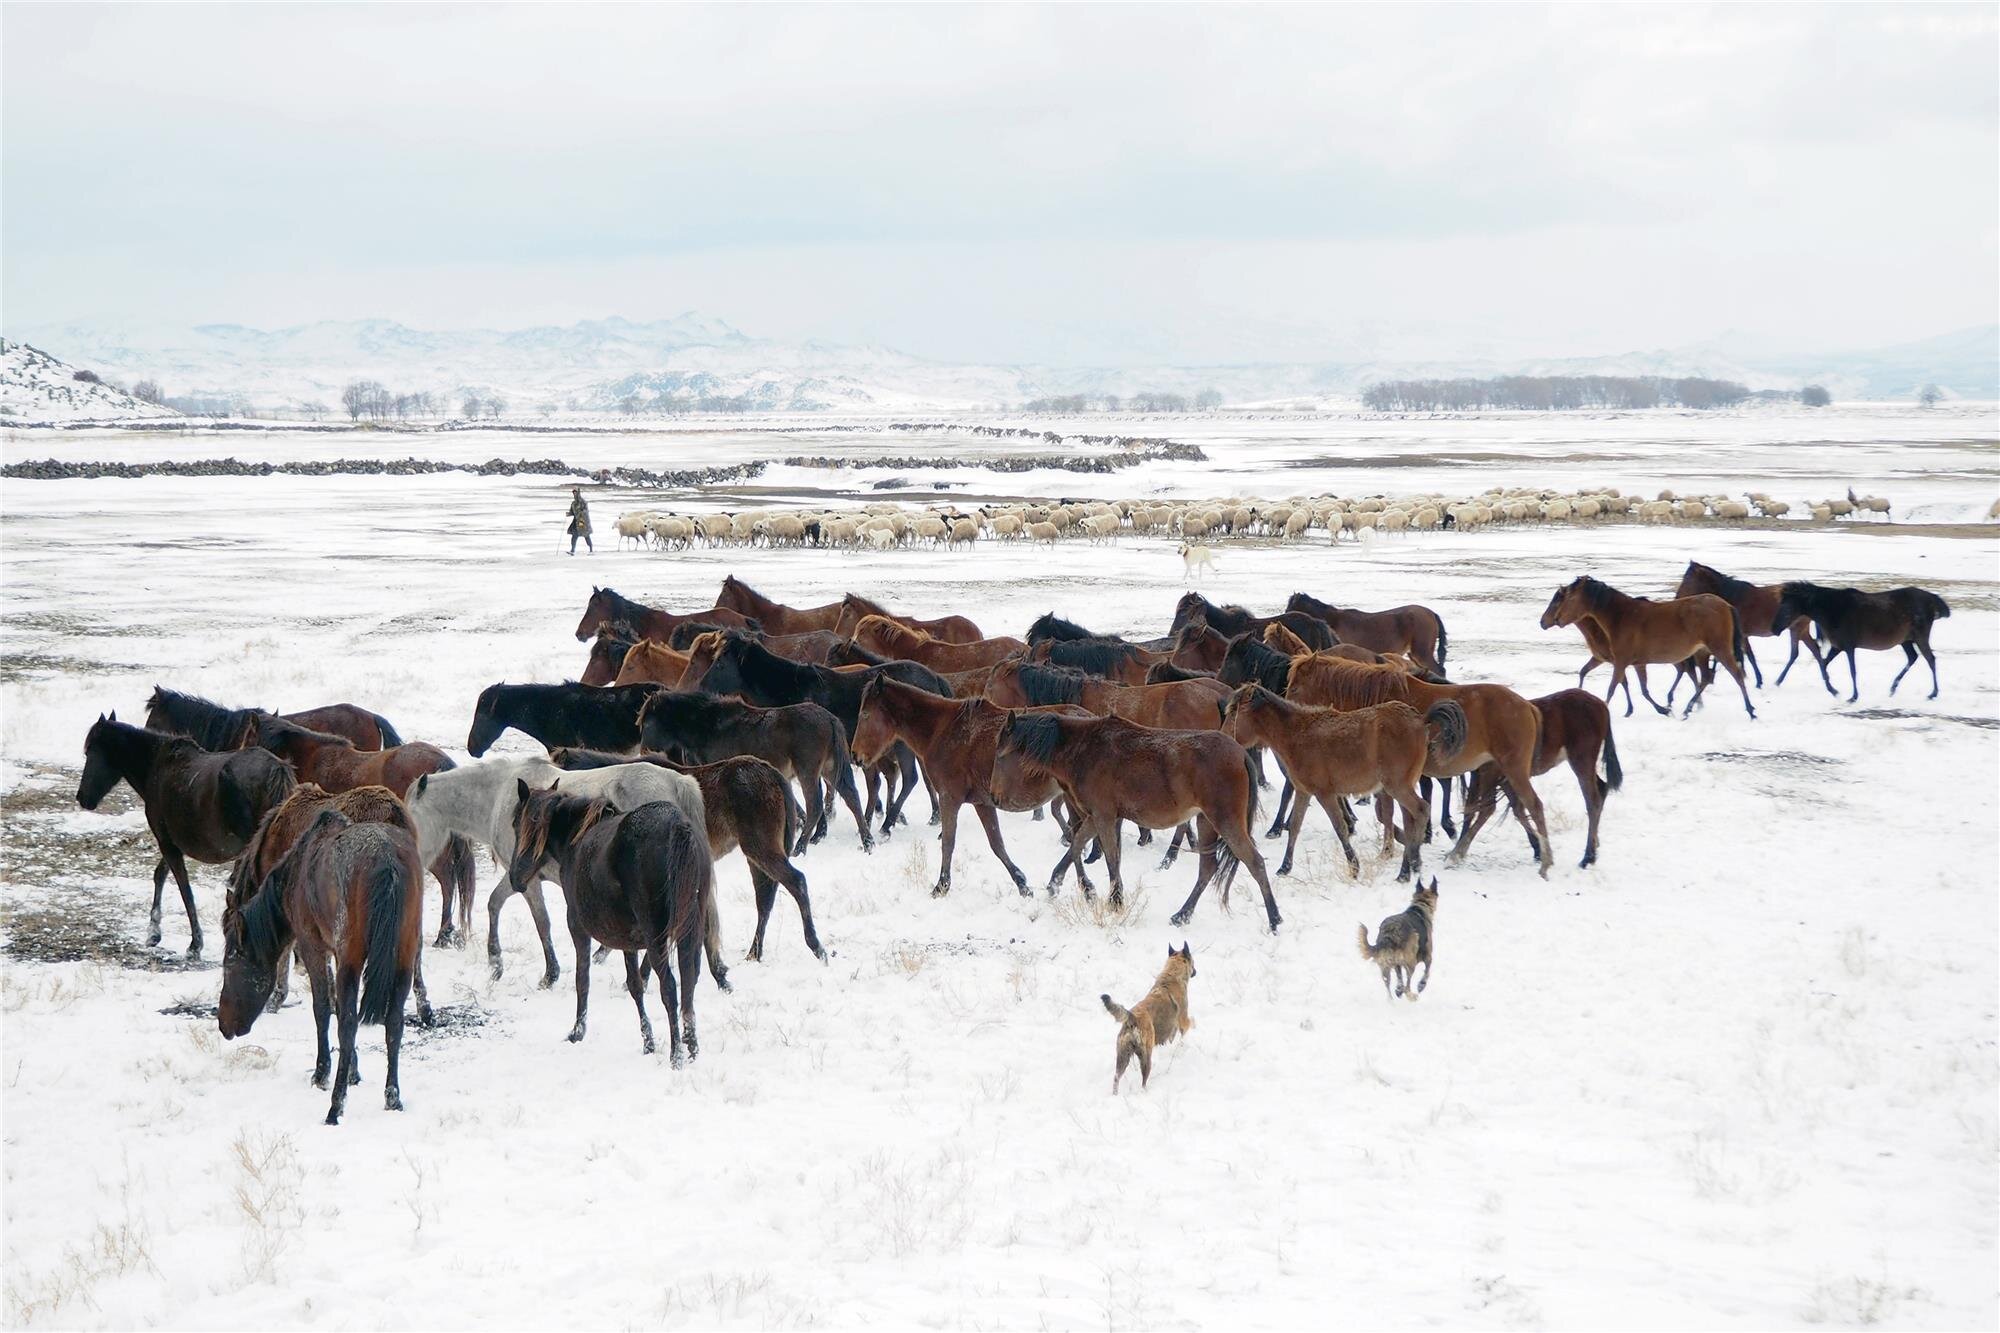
[[566, 912, 591, 1043], [1889, 643, 1918, 695], [1157, 822, 1188, 870], [700, 882, 730, 993], [675, 926, 703, 1065], [1266, 777, 1293, 838], [1168, 832, 1218, 927], [813, 775, 837, 844], [747, 870, 776, 962], [1507, 767, 1554, 878], [1634, 665, 1669, 717], [1136, 826, 1154, 848], [623, 951, 656, 1055], [1844, 649, 1860, 703], [1776, 631, 1803, 685], [148, 854, 168, 948], [1223, 822, 1281, 933], [1741, 636, 1764, 688], [308, 963, 334, 1088], [267, 944, 295, 1013], [1095, 817, 1129, 908], [1919, 637, 1940, 699], [428, 857, 457, 949], [1721, 650, 1756, 719], [972, 801, 1032, 897], [162, 845, 201, 956], [1577, 655, 1601, 689], [1390, 785, 1429, 881], [1437, 774, 1456, 839], [1606, 666, 1634, 718], [1572, 750, 1603, 869], [758, 854, 823, 960], [489, 873, 561, 987], [1318, 794, 1359, 878], [841, 761, 879, 850], [327, 967, 360, 1126], [1276, 793, 1311, 877], [382, 963, 411, 1111], [932, 798, 963, 898]]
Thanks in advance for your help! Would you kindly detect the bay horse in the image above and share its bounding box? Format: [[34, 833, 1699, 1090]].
[[636, 690, 868, 852], [227, 782, 437, 1018], [1676, 562, 1827, 691], [851, 676, 1091, 898], [218, 808, 425, 1124], [1166, 623, 1236, 674], [613, 639, 695, 688], [1770, 582, 1951, 701], [509, 781, 711, 1064], [145, 685, 404, 751], [1221, 685, 1464, 879], [1023, 637, 1158, 685], [549, 748, 821, 964], [833, 593, 983, 645], [579, 623, 641, 687], [250, 716, 479, 946], [466, 681, 665, 756], [850, 615, 1026, 673], [77, 713, 296, 955], [995, 711, 1281, 932], [831, 640, 1002, 698], [687, 632, 952, 833], [987, 659, 1231, 732], [714, 575, 846, 635], [668, 620, 844, 664], [1542, 576, 1755, 719], [1169, 594, 1337, 651], [1261, 655, 1557, 875], [1284, 592, 1449, 675], [573, 586, 759, 644], [1455, 688, 1622, 870]]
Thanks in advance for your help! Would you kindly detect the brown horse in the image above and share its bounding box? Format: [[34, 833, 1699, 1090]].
[[833, 593, 983, 644], [250, 716, 479, 945], [996, 711, 1281, 932], [1221, 685, 1463, 879], [1542, 576, 1755, 719], [986, 658, 1231, 732], [144, 685, 405, 751], [1168, 594, 1338, 652], [668, 620, 845, 664], [579, 623, 640, 686], [509, 782, 711, 1064], [832, 640, 1006, 698], [573, 586, 759, 643], [1269, 655, 1556, 875], [77, 713, 297, 956], [548, 748, 822, 963], [1456, 689, 1622, 870], [219, 808, 426, 1124], [851, 615, 1026, 672], [613, 639, 695, 688], [852, 676, 1090, 898], [1262, 622, 1434, 673], [1284, 592, 1449, 675], [1023, 637, 1161, 684], [714, 576, 845, 635], [1676, 562, 1826, 691], [1166, 623, 1235, 673]]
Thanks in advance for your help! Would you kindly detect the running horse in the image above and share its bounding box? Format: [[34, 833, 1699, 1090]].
[[1675, 563, 1827, 691], [1540, 576, 1756, 719], [76, 714, 296, 955], [1770, 582, 1951, 701]]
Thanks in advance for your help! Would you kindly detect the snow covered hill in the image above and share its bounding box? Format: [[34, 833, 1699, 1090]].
[[0, 339, 180, 422]]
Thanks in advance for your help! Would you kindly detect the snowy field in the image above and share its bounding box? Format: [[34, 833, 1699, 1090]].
[[2, 408, 1997, 1329]]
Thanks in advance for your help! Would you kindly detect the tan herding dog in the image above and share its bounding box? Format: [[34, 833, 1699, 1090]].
[[1357, 878, 1438, 1001], [1101, 943, 1196, 1092]]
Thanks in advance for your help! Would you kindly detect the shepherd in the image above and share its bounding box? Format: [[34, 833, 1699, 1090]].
[[566, 486, 594, 556]]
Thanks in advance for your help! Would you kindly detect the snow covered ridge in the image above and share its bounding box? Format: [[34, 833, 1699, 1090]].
[[0, 339, 180, 422]]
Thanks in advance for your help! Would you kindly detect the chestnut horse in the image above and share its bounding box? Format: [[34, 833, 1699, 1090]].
[[996, 711, 1281, 932], [986, 659, 1231, 732], [613, 639, 695, 688], [833, 593, 983, 645], [1456, 689, 1622, 870], [851, 615, 1025, 673], [579, 623, 640, 686], [714, 575, 845, 635], [1770, 582, 1951, 702], [77, 713, 296, 956], [219, 808, 426, 1124], [573, 586, 759, 644], [1284, 592, 1449, 676], [1542, 576, 1754, 719], [1676, 562, 1826, 691], [668, 620, 844, 664]]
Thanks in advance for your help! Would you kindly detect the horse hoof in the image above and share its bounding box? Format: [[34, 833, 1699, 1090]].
[[418, 1005, 437, 1028], [311, 1073, 329, 1090], [1168, 910, 1190, 927], [815, 948, 830, 964], [567, 1029, 585, 1043], [540, 971, 558, 990], [325, 1111, 342, 1127], [385, 1092, 403, 1112], [348, 1068, 363, 1086], [146, 930, 163, 948], [714, 974, 733, 993], [642, 1039, 656, 1056], [930, 885, 950, 899], [671, 1050, 686, 1069]]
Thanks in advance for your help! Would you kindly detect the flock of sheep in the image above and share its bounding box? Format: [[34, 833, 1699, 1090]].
[[611, 484, 1896, 552]]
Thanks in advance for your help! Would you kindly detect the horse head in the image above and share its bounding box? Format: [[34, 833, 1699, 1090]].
[[75, 712, 124, 810]]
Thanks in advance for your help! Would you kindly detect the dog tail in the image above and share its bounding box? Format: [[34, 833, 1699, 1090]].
[[1101, 994, 1132, 1025], [1356, 922, 1379, 961]]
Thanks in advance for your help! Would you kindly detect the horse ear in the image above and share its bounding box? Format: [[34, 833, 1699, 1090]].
[[414, 774, 427, 796], [516, 777, 531, 802]]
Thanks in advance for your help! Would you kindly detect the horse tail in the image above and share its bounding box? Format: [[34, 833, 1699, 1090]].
[[1433, 618, 1448, 672], [1423, 700, 1468, 764], [357, 857, 408, 1026], [372, 712, 404, 748], [445, 832, 476, 903], [1600, 722, 1623, 795], [1919, 590, 1952, 622], [1356, 922, 1379, 961], [1240, 749, 1260, 824], [1726, 604, 1747, 673], [781, 779, 804, 853]]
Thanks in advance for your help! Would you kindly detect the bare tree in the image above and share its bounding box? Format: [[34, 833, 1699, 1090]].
[[461, 393, 485, 419], [1918, 383, 1944, 408], [1194, 388, 1223, 410], [130, 379, 164, 404], [1800, 384, 1831, 407]]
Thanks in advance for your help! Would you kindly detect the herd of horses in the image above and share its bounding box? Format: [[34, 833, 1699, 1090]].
[[71, 563, 1951, 1122]]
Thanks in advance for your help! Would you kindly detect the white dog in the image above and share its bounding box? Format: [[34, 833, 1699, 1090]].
[[1178, 542, 1217, 581]]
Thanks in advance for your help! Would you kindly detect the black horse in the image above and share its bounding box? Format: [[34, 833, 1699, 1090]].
[[466, 682, 667, 756], [1169, 594, 1337, 651], [1771, 583, 1951, 701], [77, 713, 297, 954]]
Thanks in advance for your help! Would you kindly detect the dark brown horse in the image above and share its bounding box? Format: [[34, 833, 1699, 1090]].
[[996, 711, 1281, 932], [851, 615, 1026, 673], [145, 685, 404, 751], [250, 716, 478, 945], [668, 620, 844, 664], [219, 808, 426, 1124], [852, 676, 1090, 898], [549, 748, 821, 963], [1771, 582, 1951, 701], [1169, 594, 1337, 652], [1676, 562, 1826, 691], [987, 658, 1231, 732], [573, 586, 759, 644], [77, 714, 296, 955], [1542, 576, 1754, 719], [1284, 592, 1449, 675], [579, 623, 641, 687], [1456, 688, 1622, 870], [833, 593, 983, 644], [714, 576, 846, 635], [510, 782, 711, 1063]]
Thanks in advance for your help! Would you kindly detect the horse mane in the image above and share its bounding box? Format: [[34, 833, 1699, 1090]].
[[237, 808, 348, 963], [860, 615, 924, 647], [1686, 562, 1755, 601], [1146, 661, 1213, 684], [594, 587, 651, 621], [1038, 638, 1141, 677], [1027, 612, 1097, 645], [1010, 661, 1087, 705], [1003, 710, 1067, 766], [257, 713, 356, 752], [715, 634, 818, 694], [668, 620, 736, 649], [1293, 658, 1413, 709], [147, 685, 264, 751], [832, 639, 890, 666], [596, 621, 640, 648], [842, 593, 887, 617], [1574, 576, 1623, 613], [1223, 636, 1293, 694]]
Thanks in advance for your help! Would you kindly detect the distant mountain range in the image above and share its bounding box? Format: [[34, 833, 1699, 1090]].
[[3, 314, 1993, 418]]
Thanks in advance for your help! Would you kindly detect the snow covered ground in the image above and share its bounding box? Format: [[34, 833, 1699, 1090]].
[[2, 410, 1995, 1328]]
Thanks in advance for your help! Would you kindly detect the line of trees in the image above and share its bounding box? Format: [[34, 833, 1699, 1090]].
[[339, 382, 500, 421], [1018, 388, 1224, 413], [1361, 374, 1753, 412]]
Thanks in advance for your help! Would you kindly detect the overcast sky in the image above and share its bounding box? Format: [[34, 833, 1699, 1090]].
[[4, 4, 1994, 365]]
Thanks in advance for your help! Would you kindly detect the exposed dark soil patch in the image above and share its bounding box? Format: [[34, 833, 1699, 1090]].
[[1702, 750, 1845, 769], [403, 1002, 491, 1048], [1846, 708, 1998, 730]]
